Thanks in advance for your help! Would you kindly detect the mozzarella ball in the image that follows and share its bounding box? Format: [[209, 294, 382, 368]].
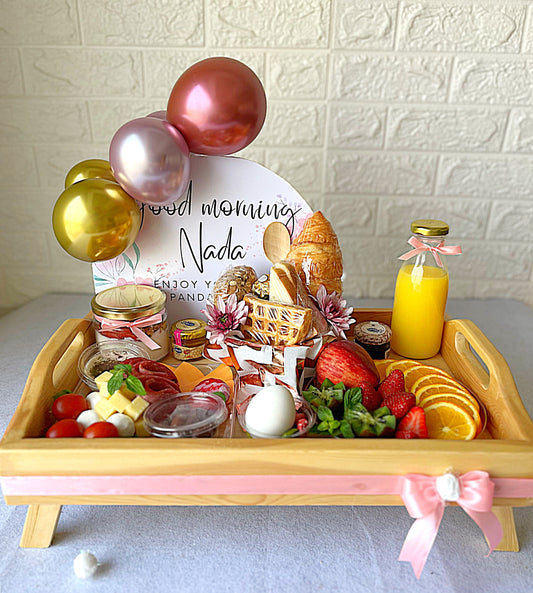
[[107, 413, 135, 437]]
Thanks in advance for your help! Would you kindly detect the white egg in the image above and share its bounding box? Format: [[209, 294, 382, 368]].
[[73, 551, 98, 579], [107, 413, 135, 437], [76, 409, 101, 429], [245, 385, 296, 437], [86, 391, 102, 409]]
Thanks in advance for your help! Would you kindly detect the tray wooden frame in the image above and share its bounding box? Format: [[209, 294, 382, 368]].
[[1, 310, 532, 550]]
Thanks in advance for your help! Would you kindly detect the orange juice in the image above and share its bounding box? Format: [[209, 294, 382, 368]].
[[390, 264, 449, 359]]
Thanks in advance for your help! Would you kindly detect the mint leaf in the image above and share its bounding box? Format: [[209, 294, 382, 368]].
[[107, 369, 124, 395], [125, 374, 146, 396], [340, 420, 355, 438], [317, 406, 334, 422], [113, 364, 132, 373]]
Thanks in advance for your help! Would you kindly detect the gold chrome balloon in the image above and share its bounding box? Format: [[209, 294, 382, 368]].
[[64, 159, 115, 188], [52, 178, 141, 262]]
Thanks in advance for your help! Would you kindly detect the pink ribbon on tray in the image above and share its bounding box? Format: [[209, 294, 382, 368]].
[[94, 313, 163, 350], [398, 236, 462, 268], [398, 471, 503, 579]]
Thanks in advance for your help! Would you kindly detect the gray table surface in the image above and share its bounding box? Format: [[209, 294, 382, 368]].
[[0, 294, 532, 593]]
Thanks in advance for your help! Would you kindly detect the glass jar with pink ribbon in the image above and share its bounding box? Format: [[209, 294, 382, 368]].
[[390, 219, 462, 359], [91, 285, 169, 361]]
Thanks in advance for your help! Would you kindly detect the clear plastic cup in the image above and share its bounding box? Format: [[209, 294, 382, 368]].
[[143, 392, 228, 438], [78, 340, 150, 391]]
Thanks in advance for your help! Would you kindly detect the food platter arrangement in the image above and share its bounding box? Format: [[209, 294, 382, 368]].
[[1, 57, 533, 580]]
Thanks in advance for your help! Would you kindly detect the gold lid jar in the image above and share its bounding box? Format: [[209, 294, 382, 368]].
[[410, 219, 449, 237], [171, 319, 207, 361], [91, 285, 169, 360]]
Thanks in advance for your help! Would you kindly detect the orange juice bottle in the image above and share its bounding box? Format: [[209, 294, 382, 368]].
[[391, 220, 459, 359]]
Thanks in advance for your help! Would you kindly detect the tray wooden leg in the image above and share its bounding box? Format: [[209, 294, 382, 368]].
[[492, 506, 519, 552], [20, 504, 62, 548]]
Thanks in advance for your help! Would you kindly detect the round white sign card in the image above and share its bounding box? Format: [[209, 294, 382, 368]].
[[92, 155, 312, 322]]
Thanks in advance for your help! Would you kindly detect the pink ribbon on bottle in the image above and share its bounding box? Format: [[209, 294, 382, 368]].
[[398, 471, 503, 579], [94, 313, 163, 350], [398, 236, 462, 268]]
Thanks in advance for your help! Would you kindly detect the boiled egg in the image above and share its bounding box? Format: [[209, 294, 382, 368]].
[[244, 385, 296, 437]]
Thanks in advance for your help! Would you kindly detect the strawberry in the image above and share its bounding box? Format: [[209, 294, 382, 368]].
[[395, 429, 417, 439], [377, 369, 405, 398], [382, 392, 416, 419], [396, 406, 428, 438], [358, 381, 382, 411]]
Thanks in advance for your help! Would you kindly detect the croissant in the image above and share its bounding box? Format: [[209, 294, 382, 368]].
[[286, 211, 343, 297]]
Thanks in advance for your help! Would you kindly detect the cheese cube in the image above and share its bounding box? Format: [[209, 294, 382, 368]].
[[108, 391, 132, 414], [95, 371, 113, 396], [94, 397, 117, 420], [124, 396, 149, 421], [134, 417, 150, 437]]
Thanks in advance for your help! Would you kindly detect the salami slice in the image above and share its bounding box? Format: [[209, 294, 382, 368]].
[[141, 376, 180, 404], [136, 360, 178, 384]]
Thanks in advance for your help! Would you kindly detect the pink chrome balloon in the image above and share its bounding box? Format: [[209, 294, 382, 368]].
[[146, 110, 167, 120], [109, 117, 190, 207], [167, 57, 267, 156]]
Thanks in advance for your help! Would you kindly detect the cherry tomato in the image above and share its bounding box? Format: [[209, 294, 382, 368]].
[[46, 419, 83, 438], [52, 393, 88, 420], [83, 422, 119, 439]]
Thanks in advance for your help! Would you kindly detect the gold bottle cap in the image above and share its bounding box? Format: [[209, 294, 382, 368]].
[[171, 319, 207, 342], [411, 219, 449, 236], [92, 285, 166, 321]]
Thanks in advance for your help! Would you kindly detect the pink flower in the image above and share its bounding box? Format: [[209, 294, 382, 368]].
[[201, 294, 249, 345], [316, 285, 355, 339]]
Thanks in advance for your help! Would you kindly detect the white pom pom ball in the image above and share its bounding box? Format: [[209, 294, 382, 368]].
[[73, 550, 98, 579]]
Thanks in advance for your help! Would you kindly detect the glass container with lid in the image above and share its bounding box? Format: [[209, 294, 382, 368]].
[[91, 284, 169, 361], [390, 219, 461, 359]]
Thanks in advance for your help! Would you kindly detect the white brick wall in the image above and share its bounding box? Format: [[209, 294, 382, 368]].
[[1, 0, 533, 310]]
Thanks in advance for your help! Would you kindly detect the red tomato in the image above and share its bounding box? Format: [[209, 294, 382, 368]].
[[83, 422, 119, 439], [52, 393, 88, 420], [46, 419, 83, 438]]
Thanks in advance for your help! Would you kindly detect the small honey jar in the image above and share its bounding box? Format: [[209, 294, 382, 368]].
[[171, 319, 207, 361]]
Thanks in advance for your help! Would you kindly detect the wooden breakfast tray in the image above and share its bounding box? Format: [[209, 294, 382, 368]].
[[1, 309, 532, 552]]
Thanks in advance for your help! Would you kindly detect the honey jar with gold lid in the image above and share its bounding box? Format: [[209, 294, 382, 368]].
[[171, 318, 207, 361]]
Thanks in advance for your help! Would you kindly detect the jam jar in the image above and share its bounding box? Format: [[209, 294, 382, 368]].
[[171, 318, 207, 361], [91, 285, 169, 361]]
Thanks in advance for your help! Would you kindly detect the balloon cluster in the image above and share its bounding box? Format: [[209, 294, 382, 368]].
[[53, 58, 267, 262]]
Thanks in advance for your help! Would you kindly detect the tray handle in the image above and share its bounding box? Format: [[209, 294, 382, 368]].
[[3, 318, 94, 441], [442, 319, 533, 441]]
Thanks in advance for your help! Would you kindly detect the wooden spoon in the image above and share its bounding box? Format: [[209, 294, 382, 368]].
[[263, 221, 291, 264]]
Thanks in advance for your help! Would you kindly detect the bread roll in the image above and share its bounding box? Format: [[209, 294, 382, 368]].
[[286, 211, 343, 296]]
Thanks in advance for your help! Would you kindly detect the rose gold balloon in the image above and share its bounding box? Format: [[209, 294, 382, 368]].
[[167, 57, 267, 156]]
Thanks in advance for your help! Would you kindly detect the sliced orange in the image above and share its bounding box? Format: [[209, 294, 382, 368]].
[[424, 401, 478, 440], [411, 372, 468, 395], [419, 393, 481, 430], [374, 359, 392, 381], [403, 365, 452, 391], [417, 383, 480, 410], [385, 359, 422, 377]]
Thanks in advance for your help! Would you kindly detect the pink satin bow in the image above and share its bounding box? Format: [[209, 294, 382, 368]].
[[398, 236, 462, 268], [398, 471, 503, 579], [94, 313, 163, 350]]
